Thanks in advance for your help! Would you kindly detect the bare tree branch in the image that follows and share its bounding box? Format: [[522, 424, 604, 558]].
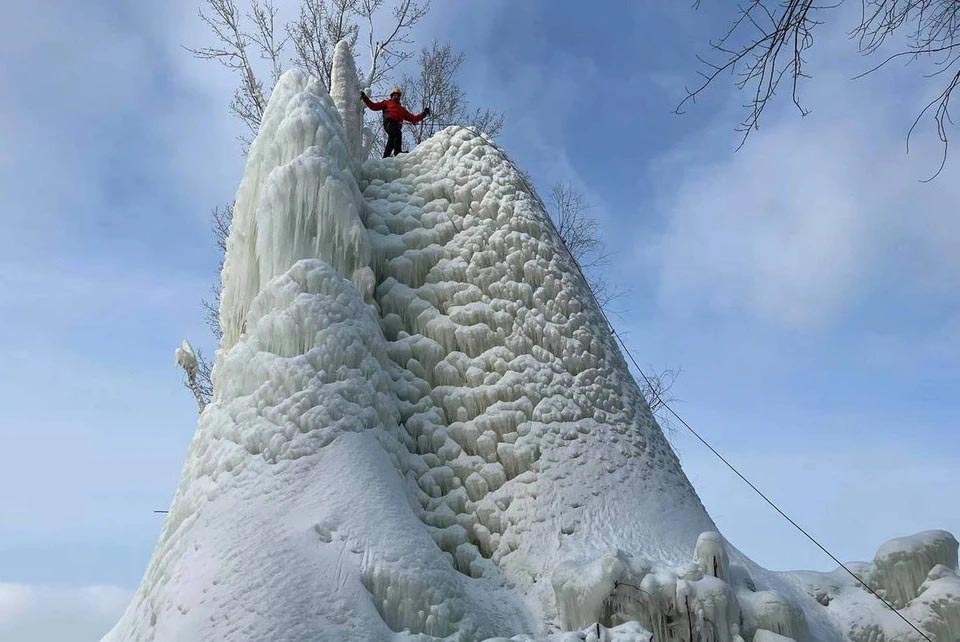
[[545, 182, 625, 317], [288, 0, 360, 87], [548, 183, 604, 268], [201, 203, 233, 343], [853, 0, 960, 178], [683, 0, 960, 177], [187, 0, 273, 143], [402, 40, 505, 144], [176, 341, 213, 412], [468, 107, 506, 139], [210, 202, 233, 255], [640, 367, 682, 435], [360, 0, 431, 87], [249, 0, 287, 85], [679, 0, 823, 149]]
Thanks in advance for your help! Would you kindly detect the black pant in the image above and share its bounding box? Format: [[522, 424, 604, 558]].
[[383, 119, 403, 157]]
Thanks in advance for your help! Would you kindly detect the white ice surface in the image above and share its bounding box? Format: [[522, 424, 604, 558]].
[[106, 65, 959, 642]]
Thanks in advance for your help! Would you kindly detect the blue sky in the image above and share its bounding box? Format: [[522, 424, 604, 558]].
[[1, 1, 957, 638]]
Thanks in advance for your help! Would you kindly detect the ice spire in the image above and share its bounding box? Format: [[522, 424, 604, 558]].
[[218, 70, 370, 349], [330, 39, 363, 160]]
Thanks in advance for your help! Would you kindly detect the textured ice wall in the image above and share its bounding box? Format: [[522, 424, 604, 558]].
[[360, 125, 718, 577]]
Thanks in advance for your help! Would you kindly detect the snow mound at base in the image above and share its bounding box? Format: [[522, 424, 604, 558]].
[[872, 530, 958, 608], [106, 68, 958, 642], [795, 530, 960, 642]]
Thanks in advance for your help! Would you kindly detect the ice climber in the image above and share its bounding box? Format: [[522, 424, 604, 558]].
[[361, 86, 430, 158]]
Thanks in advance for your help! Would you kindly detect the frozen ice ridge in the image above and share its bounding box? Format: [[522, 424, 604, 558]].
[[104, 59, 959, 642]]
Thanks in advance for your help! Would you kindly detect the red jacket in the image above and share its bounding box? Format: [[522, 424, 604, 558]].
[[362, 94, 426, 124]]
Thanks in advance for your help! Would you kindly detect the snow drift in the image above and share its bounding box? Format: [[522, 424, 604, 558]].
[[105, 56, 959, 642]]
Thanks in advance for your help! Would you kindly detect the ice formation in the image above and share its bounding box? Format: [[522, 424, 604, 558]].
[[105, 57, 959, 642], [173, 340, 198, 375], [329, 39, 363, 160], [872, 531, 958, 608], [697, 531, 730, 581], [794, 531, 960, 642]]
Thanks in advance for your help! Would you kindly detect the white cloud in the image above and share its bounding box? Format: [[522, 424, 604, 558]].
[[647, 37, 960, 328], [656, 122, 873, 326], [0, 0, 246, 250], [0, 583, 130, 642]]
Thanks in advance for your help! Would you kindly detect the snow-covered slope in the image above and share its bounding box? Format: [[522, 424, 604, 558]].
[[105, 62, 959, 642]]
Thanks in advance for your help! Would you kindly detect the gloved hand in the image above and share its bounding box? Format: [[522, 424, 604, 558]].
[[359, 90, 367, 99], [423, 107, 431, 116]]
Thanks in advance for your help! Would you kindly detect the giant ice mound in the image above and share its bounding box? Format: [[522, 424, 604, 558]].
[[105, 59, 959, 642]]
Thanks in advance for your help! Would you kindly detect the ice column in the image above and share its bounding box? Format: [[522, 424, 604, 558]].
[[219, 69, 370, 349], [330, 39, 363, 160], [695, 531, 729, 581]]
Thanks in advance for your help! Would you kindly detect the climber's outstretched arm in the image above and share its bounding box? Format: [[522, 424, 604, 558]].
[[360, 92, 384, 111], [404, 106, 431, 124]]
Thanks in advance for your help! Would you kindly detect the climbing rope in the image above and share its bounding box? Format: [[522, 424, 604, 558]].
[[422, 123, 935, 642]]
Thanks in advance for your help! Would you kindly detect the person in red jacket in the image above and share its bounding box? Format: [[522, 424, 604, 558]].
[[361, 86, 430, 157]]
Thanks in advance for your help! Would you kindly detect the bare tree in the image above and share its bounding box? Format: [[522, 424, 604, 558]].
[[186, 0, 285, 144], [682, 0, 960, 178], [545, 182, 625, 315], [288, 0, 360, 88], [201, 203, 233, 344], [288, 0, 429, 90], [249, 0, 286, 87], [548, 183, 605, 269], [402, 40, 505, 143], [189, 0, 430, 146], [639, 367, 682, 434], [357, 0, 431, 88]]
